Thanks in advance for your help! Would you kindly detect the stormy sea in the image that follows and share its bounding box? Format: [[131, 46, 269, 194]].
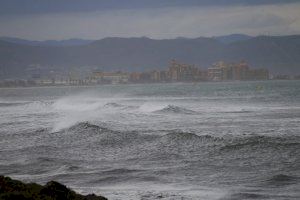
[[0, 80, 299, 200]]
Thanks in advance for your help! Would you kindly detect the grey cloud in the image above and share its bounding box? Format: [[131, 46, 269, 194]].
[[0, 3, 300, 40], [0, 0, 300, 15]]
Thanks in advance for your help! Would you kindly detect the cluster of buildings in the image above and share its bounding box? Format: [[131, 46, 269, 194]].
[[128, 60, 206, 83], [90, 60, 269, 84], [0, 60, 271, 87], [207, 61, 269, 81]]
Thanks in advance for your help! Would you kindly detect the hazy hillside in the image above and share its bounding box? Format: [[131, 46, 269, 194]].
[[0, 37, 93, 46], [0, 35, 300, 78], [214, 34, 252, 44]]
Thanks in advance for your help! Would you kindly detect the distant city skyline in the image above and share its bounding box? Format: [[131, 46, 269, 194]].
[[0, 0, 300, 40]]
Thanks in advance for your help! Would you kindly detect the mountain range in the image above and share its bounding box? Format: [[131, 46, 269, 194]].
[[0, 34, 299, 78], [0, 34, 251, 46]]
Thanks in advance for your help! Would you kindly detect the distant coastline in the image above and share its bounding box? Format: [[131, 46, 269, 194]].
[[0, 60, 278, 88], [0, 79, 299, 89]]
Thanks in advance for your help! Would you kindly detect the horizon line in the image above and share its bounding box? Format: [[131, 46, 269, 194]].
[[1, 33, 300, 42]]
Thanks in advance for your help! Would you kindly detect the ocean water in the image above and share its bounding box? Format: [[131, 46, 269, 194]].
[[0, 80, 299, 200]]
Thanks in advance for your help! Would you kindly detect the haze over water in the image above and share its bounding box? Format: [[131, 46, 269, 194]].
[[0, 80, 300, 200]]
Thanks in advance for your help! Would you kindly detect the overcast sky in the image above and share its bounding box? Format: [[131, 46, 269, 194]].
[[0, 0, 300, 40]]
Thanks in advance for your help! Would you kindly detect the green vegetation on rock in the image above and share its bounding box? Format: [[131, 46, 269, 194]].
[[0, 176, 107, 200]]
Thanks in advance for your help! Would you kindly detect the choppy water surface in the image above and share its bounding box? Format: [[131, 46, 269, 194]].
[[0, 81, 299, 200]]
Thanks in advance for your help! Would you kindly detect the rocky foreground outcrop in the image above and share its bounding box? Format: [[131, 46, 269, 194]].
[[0, 176, 107, 200]]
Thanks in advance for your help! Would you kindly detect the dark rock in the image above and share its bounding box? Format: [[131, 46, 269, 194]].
[[0, 176, 107, 200]]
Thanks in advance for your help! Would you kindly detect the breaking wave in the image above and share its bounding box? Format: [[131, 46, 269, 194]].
[[45, 122, 300, 166], [153, 105, 198, 114], [161, 131, 223, 143], [104, 102, 138, 110], [65, 122, 110, 133], [104, 102, 124, 108], [52, 122, 300, 151], [225, 192, 269, 200], [220, 135, 300, 151], [0, 102, 29, 107], [0, 100, 53, 108], [264, 174, 300, 186]]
